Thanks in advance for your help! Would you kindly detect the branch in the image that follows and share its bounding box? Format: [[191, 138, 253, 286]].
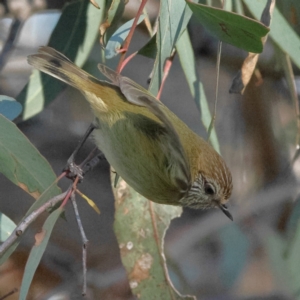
[[0, 191, 67, 256]]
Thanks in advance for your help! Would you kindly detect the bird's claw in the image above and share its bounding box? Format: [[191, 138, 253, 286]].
[[63, 161, 84, 181]]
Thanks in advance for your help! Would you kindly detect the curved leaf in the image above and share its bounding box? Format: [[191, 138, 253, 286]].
[[19, 207, 63, 300], [149, 1, 192, 95], [105, 15, 145, 59], [176, 30, 220, 153], [187, 1, 269, 53], [0, 95, 22, 120], [243, 0, 300, 69], [0, 115, 58, 199], [100, 0, 126, 46], [17, 0, 105, 121], [0, 213, 16, 242], [113, 176, 196, 299]]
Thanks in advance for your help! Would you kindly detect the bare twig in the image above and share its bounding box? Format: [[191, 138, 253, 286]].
[[0, 191, 67, 256], [119, 51, 138, 73], [71, 193, 89, 296]]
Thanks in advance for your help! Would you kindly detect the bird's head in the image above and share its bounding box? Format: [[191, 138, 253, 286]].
[[180, 152, 233, 220]]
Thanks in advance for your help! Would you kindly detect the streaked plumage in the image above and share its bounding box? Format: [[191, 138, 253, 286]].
[[28, 47, 233, 218]]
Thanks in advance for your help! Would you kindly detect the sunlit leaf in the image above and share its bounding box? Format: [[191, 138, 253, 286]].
[[187, 1, 269, 53], [0, 95, 22, 120]]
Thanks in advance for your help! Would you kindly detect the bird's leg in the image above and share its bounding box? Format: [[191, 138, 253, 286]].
[[64, 122, 97, 180], [81, 148, 106, 176]]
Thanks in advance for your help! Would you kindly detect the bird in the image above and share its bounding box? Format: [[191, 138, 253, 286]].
[[27, 46, 233, 220]]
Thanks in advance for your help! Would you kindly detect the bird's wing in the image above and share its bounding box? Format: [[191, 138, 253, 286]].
[[98, 63, 191, 194]]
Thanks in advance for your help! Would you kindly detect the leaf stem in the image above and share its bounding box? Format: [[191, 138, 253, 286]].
[[116, 0, 148, 73]]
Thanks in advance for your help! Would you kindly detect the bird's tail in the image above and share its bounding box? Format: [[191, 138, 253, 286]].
[[27, 46, 104, 93]]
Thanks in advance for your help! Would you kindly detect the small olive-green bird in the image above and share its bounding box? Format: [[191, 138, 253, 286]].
[[28, 47, 233, 220]]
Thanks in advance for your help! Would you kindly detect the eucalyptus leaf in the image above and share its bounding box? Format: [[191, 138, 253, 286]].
[[0, 213, 16, 242], [138, 34, 157, 59], [0, 95, 22, 120], [0, 115, 59, 199], [17, 0, 105, 121], [243, 0, 300, 68], [176, 30, 220, 153], [19, 207, 63, 300], [112, 176, 196, 299], [187, 1, 269, 53], [100, 0, 126, 46], [149, 1, 192, 95], [105, 15, 145, 59]]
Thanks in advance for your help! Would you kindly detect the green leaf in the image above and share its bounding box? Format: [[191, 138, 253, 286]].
[[138, 34, 157, 59], [0, 95, 22, 120], [0, 213, 16, 242], [100, 0, 126, 46], [105, 15, 145, 59], [19, 207, 63, 300], [187, 1, 269, 53], [17, 0, 105, 121], [0, 183, 61, 265], [176, 29, 220, 153], [112, 176, 196, 299], [0, 115, 58, 199], [149, 1, 192, 95], [243, 0, 300, 68]]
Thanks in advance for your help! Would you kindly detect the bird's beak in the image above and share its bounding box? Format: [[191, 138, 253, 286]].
[[219, 204, 233, 221]]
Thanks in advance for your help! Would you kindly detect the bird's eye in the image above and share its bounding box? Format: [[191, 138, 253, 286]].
[[204, 183, 215, 195]]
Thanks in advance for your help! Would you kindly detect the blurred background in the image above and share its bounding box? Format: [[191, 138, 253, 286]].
[[0, 0, 299, 299]]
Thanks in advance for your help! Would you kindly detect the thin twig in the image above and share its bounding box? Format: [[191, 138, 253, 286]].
[[119, 51, 138, 73], [0, 192, 68, 256], [117, 0, 148, 73], [71, 193, 89, 296]]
